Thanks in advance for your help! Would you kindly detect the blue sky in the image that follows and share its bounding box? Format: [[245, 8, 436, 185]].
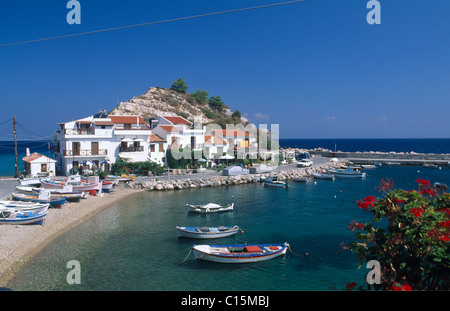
[[0, 0, 449, 139]]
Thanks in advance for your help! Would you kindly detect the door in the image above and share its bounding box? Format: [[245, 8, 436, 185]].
[[91, 142, 99, 155], [72, 142, 80, 156]]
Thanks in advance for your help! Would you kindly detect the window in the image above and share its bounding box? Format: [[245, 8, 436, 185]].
[[159, 144, 164, 152], [41, 163, 47, 172], [124, 124, 131, 130], [150, 145, 155, 152]]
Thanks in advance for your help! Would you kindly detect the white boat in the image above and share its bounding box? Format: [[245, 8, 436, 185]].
[[0, 201, 50, 214], [296, 159, 313, 167], [0, 210, 48, 225], [327, 167, 366, 178], [19, 178, 41, 186], [41, 176, 99, 192], [263, 176, 289, 188], [176, 226, 241, 239], [312, 172, 335, 180], [192, 243, 289, 263], [385, 162, 401, 166], [32, 188, 87, 202], [15, 186, 34, 194], [186, 203, 234, 213], [361, 164, 377, 169]]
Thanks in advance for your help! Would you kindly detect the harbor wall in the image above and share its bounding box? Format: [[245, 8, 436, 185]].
[[308, 150, 450, 165]]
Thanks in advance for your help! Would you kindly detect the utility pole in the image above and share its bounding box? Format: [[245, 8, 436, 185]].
[[13, 116, 18, 178]]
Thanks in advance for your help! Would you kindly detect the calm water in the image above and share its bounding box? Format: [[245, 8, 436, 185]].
[[7, 165, 450, 291]]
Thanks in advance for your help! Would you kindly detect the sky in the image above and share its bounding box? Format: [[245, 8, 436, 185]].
[[0, 0, 449, 139]]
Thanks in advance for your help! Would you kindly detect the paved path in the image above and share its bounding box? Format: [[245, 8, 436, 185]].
[[0, 178, 20, 200]]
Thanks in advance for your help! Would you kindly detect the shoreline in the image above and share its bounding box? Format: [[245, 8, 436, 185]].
[[0, 186, 142, 286], [0, 157, 343, 287]]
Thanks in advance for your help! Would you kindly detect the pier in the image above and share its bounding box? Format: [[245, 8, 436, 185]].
[[308, 150, 450, 166]]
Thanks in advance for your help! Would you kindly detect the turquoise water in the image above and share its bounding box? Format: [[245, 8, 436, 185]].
[[6, 166, 450, 291]]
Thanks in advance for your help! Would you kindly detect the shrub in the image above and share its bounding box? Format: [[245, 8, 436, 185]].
[[343, 178, 449, 290]]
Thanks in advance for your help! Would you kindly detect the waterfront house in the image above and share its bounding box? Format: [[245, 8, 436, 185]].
[[54, 112, 151, 176], [22, 151, 56, 177]]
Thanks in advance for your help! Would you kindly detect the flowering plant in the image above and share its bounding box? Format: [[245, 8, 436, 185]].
[[344, 178, 449, 290]]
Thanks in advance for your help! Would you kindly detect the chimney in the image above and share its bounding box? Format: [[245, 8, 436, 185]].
[[26, 148, 30, 157]]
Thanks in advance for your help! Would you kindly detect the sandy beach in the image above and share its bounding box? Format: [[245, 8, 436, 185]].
[[0, 184, 142, 286]]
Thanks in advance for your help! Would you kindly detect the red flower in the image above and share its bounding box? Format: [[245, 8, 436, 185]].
[[416, 178, 431, 186], [438, 220, 450, 228], [409, 207, 425, 217], [365, 196, 376, 203], [348, 221, 364, 231], [391, 283, 412, 291], [393, 197, 404, 204], [345, 282, 357, 290]]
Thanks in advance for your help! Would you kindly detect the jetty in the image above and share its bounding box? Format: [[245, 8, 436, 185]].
[[305, 149, 450, 166]]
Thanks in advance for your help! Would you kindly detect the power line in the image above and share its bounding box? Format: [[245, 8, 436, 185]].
[[0, 0, 310, 48]]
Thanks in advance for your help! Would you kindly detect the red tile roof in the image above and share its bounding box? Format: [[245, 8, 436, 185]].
[[150, 134, 166, 142], [205, 134, 227, 145], [212, 129, 251, 138], [158, 125, 181, 133], [163, 116, 192, 125], [22, 152, 43, 162]]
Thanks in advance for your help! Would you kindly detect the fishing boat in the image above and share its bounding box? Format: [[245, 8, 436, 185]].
[[361, 164, 377, 169], [192, 242, 290, 263], [15, 186, 34, 194], [385, 162, 401, 166], [0, 210, 48, 225], [12, 192, 66, 208], [423, 163, 439, 169], [32, 188, 87, 202], [0, 201, 50, 214], [176, 225, 241, 239], [262, 176, 289, 188], [186, 203, 234, 213], [18, 178, 41, 187], [101, 180, 114, 193], [312, 172, 335, 180], [327, 167, 366, 178], [41, 176, 99, 191]]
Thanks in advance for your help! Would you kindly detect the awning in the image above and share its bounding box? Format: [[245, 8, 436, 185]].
[[133, 138, 145, 142], [121, 138, 132, 142], [220, 154, 235, 160]]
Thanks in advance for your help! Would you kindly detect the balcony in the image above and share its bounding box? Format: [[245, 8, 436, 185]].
[[64, 149, 108, 156], [64, 129, 95, 135], [119, 145, 144, 153]]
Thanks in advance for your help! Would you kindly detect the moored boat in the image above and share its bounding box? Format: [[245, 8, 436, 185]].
[[327, 167, 366, 178], [18, 178, 41, 187], [312, 172, 335, 180], [192, 242, 289, 263], [262, 176, 289, 188], [12, 192, 66, 208], [176, 225, 241, 239], [0, 210, 48, 225], [186, 203, 234, 213]]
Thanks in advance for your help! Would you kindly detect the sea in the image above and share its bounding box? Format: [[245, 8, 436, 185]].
[[3, 138, 450, 292]]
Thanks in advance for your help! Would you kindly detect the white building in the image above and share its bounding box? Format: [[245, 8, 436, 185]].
[[22, 152, 56, 177], [54, 112, 151, 176]]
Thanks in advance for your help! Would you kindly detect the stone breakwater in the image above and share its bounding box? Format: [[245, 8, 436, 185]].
[[129, 161, 346, 191]]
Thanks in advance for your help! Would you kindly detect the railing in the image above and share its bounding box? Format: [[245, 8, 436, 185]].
[[63, 149, 108, 156], [64, 129, 95, 135], [119, 146, 144, 152]]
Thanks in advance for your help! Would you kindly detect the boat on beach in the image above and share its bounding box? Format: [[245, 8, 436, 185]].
[[312, 172, 335, 180], [41, 176, 99, 192], [192, 242, 290, 263], [186, 203, 234, 213], [0, 210, 48, 225], [0, 201, 50, 214], [18, 178, 41, 187], [262, 176, 289, 188], [31, 188, 87, 202], [327, 167, 366, 178], [12, 192, 67, 208], [176, 225, 241, 239]]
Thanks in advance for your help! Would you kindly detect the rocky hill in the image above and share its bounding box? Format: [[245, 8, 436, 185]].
[[109, 86, 248, 127]]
